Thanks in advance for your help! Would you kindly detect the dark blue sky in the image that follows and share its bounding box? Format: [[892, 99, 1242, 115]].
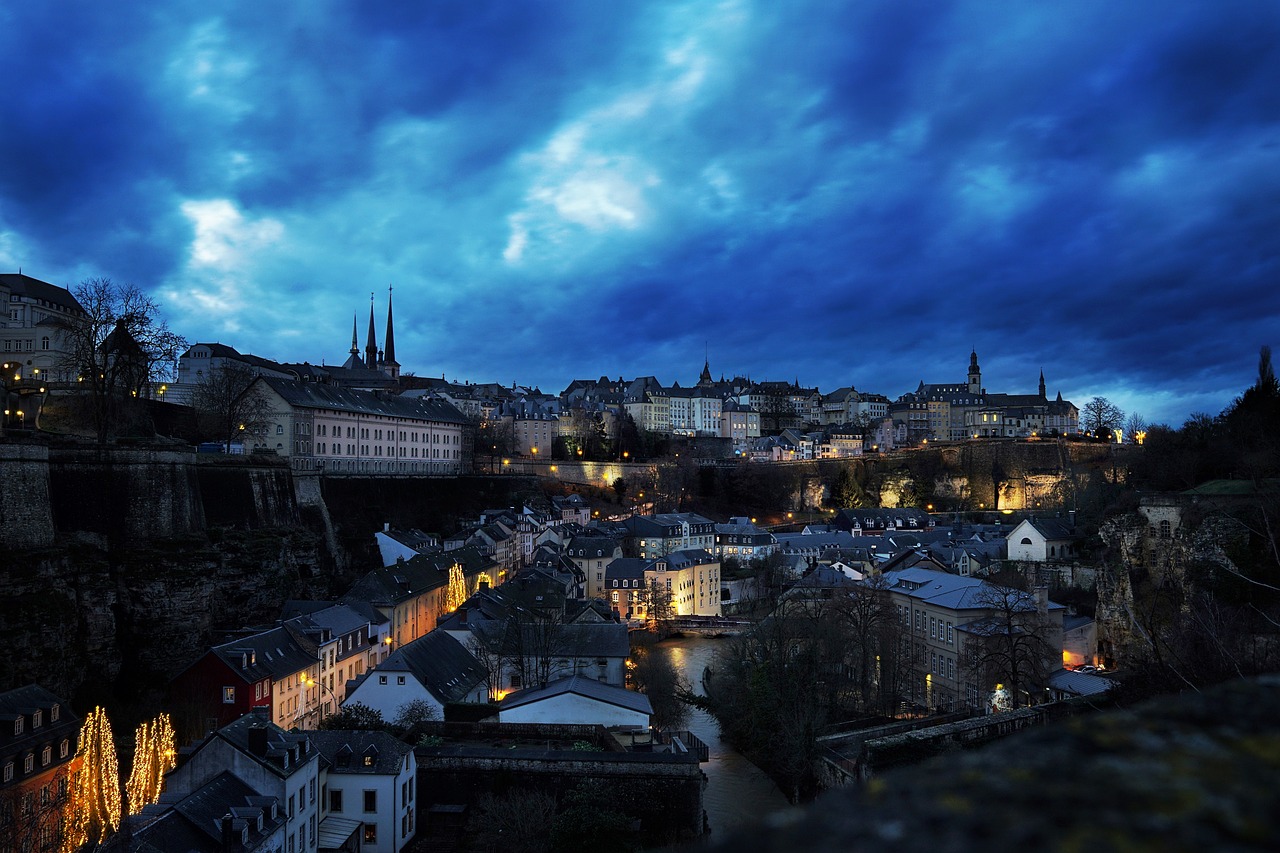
[[2, 1, 1277, 424]]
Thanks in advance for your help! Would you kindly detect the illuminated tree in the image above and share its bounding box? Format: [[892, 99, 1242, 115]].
[[445, 563, 467, 612], [126, 714, 176, 815], [65, 706, 122, 849]]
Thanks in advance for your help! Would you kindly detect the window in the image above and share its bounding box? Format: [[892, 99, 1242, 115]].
[[60, 740, 69, 759], [289, 794, 295, 816], [379, 675, 388, 685], [363, 824, 377, 843], [41, 747, 50, 766], [947, 623, 954, 645], [397, 676, 406, 685], [364, 790, 377, 812], [50, 705, 58, 722], [32, 710, 41, 728], [310, 778, 316, 804], [2, 763, 11, 783], [222, 686, 236, 703], [277, 424, 285, 435], [330, 789, 343, 812]]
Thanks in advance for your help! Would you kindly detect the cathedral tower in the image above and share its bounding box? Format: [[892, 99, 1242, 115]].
[[968, 349, 982, 395]]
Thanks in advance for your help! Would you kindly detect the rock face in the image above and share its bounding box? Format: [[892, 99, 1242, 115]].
[[0, 447, 550, 709], [0, 447, 329, 709], [714, 675, 1280, 852]]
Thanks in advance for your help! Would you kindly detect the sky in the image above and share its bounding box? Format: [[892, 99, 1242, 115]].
[[2, 1, 1278, 426]]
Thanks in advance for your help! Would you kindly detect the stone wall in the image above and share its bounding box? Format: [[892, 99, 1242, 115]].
[[0, 443, 54, 548]]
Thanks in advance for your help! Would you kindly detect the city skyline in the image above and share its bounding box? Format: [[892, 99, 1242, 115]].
[[2, 1, 1278, 425]]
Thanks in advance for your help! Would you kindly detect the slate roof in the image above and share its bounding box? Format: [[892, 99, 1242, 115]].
[[208, 625, 317, 684], [208, 708, 315, 779], [345, 546, 496, 608], [654, 549, 717, 570], [1047, 668, 1114, 697], [0, 272, 85, 313], [308, 730, 413, 775], [605, 558, 648, 582], [1016, 517, 1082, 542], [501, 675, 653, 716], [131, 771, 284, 853], [256, 376, 468, 424], [567, 536, 620, 559], [883, 567, 1065, 613], [372, 630, 488, 705]]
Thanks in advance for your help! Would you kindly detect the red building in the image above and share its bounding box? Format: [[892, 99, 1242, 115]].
[[168, 631, 280, 742], [0, 685, 81, 853]]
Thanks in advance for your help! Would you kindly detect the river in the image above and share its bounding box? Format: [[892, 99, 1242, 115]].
[[654, 635, 793, 841]]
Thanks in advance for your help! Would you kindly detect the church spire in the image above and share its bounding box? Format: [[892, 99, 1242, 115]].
[[383, 285, 399, 379], [365, 292, 378, 370], [1039, 368, 1046, 398], [349, 314, 359, 356]]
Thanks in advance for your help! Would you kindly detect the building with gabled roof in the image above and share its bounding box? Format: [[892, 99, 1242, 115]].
[[1006, 517, 1082, 562], [499, 675, 652, 728], [342, 630, 489, 719], [0, 685, 80, 853], [344, 545, 498, 649], [248, 375, 469, 475], [126, 771, 286, 853], [165, 709, 320, 853], [308, 730, 416, 852]]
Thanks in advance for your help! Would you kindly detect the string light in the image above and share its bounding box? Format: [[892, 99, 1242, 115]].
[[445, 563, 467, 612], [65, 706, 122, 849], [126, 714, 176, 814]]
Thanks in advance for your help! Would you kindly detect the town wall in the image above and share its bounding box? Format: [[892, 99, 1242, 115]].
[[0, 442, 54, 548]]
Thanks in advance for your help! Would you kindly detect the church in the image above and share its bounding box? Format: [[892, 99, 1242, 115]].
[[890, 350, 1079, 442]]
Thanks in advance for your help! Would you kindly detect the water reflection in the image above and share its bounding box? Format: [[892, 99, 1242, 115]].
[[656, 636, 792, 841]]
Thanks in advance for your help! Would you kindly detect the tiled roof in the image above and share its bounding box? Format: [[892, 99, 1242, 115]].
[[0, 273, 84, 313]]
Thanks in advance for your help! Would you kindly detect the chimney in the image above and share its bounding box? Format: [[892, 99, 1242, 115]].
[[221, 814, 235, 852], [247, 725, 269, 756], [384, 522, 390, 532], [1068, 510, 1077, 529], [1034, 586, 1048, 616]]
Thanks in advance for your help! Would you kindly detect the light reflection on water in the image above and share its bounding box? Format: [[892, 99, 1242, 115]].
[[656, 636, 793, 842]]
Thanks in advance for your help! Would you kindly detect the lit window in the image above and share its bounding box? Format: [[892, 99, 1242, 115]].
[[222, 686, 235, 704]]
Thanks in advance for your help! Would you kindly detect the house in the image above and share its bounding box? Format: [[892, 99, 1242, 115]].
[[567, 535, 623, 601], [551, 494, 592, 525], [344, 546, 498, 649], [499, 676, 652, 729], [714, 518, 778, 561], [1006, 517, 1081, 562], [374, 525, 440, 567], [310, 731, 416, 853], [125, 771, 287, 852], [626, 513, 716, 559], [342, 630, 489, 721], [0, 685, 80, 853], [164, 710, 321, 853], [169, 626, 302, 737]]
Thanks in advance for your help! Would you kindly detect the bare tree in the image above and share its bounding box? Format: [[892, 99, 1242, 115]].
[[1081, 396, 1125, 438], [192, 364, 275, 452], [1123, 411, 1148, 444], [50, 278, 186, 443], [959, 585, 1058, 710]]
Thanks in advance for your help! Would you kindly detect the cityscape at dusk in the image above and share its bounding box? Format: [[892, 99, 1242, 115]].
[[3, 1, 1278, 425], [3, 3, 1280, 852]]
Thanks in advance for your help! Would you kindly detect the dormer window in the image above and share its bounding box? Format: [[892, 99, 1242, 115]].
[[50, 705, 59, 722], [32, 710, 41, 728], [13, 719, 22, 736]]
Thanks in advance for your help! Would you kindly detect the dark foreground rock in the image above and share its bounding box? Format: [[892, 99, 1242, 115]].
[[716, 675, 1280, 852]]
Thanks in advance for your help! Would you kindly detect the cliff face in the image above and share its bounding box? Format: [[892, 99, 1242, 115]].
[[0, 447, 331, 710], [0, 447, 545, 710]]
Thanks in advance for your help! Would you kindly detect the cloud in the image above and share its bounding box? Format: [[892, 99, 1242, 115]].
[[0, 0, 1276, 424]]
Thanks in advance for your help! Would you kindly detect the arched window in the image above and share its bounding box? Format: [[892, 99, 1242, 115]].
[[1020, 537, 1033, 545], [1159, 520, 1171, 539], [40, 336, 50, 350]]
